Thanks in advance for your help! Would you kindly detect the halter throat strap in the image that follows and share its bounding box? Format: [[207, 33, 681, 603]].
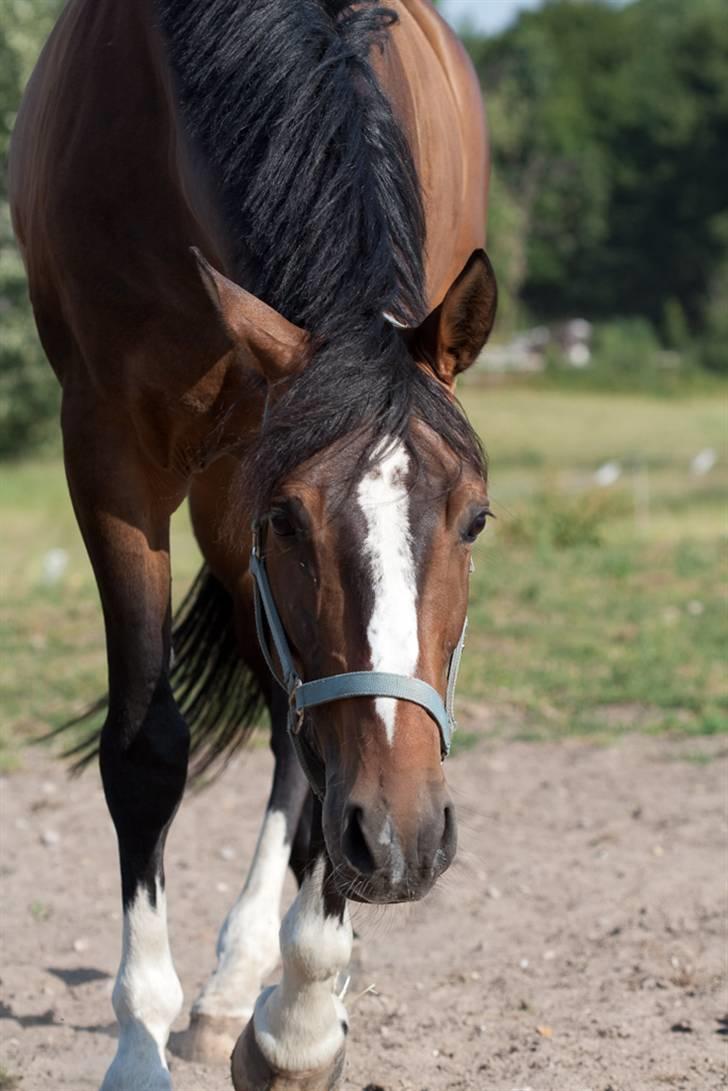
[[249, 521, 466, 796]]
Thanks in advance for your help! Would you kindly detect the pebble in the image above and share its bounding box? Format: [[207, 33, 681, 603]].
[[219, 845, 236, 861], [41, 829, 60, 847], [670, 1019, 693, 1033], [73, 937, 89, 953]]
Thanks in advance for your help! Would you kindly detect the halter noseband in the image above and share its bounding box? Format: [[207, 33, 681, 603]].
[[250, 519, 467, 797]]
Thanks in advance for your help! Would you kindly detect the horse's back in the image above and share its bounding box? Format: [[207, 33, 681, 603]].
[[9, 0, 224, 388], [9, 0, 487, 453], [11, 0, 485, 327], [381, 1, 488, 307]]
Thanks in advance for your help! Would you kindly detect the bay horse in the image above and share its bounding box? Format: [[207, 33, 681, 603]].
[[9, 1, 496, 1088]]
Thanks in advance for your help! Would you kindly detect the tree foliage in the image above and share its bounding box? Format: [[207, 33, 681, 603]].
[[0, 0, 63, 457], [469, 0, 728, 352]]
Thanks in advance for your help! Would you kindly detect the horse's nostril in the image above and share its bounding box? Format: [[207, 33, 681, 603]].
[[342, 806, 377, 875], [441, 803, 457, 856]]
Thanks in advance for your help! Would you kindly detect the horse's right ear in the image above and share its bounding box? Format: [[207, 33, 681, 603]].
[[192, 248, 309, 382], [407, 249, 497, 388]]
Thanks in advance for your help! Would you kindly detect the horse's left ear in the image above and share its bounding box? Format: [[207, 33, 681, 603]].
[[408, 249, 497, 387], [191, 247, 309, 382]]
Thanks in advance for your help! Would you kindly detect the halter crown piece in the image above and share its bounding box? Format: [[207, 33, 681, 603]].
[[250, 519, 467, 798]]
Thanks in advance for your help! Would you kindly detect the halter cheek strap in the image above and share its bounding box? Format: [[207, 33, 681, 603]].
[[250, 522, 467, 797]]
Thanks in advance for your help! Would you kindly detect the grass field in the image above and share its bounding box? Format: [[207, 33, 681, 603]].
[[1, 386, 726, 769]]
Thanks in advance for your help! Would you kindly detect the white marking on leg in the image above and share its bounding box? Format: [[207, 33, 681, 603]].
[[101, 882, 182, 1091], [193, 809, 289, 1021], [357, 439, 419, 744], [253, 858, 352, 1073]]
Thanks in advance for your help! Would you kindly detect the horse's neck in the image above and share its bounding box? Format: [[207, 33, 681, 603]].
[[376, 0, 488, 310]]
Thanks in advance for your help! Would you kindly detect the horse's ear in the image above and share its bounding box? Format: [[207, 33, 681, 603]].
[[409, 250, 497, 387], [192, 248, 309, 381]]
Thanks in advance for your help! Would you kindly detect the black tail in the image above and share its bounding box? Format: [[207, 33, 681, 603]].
[[50, 567, 266, 782], [171, 566, 266, 777]]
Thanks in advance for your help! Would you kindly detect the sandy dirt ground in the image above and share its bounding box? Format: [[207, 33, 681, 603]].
[[1, 723, 726, 1091]]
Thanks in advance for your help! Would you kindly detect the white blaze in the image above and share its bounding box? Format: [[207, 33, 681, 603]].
[[357, 440, 419, 744]]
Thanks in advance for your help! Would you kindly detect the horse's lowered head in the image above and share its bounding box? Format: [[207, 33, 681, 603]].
[[197, 249, 497, 904]]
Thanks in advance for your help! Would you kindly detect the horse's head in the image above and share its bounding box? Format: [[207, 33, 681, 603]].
[[197, 249, 496, 903]]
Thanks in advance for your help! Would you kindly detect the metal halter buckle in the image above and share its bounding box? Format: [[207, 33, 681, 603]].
[[289, 680, 304, 734]]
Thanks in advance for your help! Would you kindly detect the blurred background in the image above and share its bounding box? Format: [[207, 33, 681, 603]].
[[0, 0, 726, 766]]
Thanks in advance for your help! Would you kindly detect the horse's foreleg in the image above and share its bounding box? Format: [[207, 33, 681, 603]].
[[177, 692, 310, 1064], [63, 397, 188, 1091], [231, 803, 351, 1091]]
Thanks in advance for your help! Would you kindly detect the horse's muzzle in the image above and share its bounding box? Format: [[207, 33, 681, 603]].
[[326, 791, 457, 904]]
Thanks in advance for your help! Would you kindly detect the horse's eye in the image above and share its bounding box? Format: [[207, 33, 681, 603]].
[[463, 509, 490, 543], [270, 511, 296, 537]]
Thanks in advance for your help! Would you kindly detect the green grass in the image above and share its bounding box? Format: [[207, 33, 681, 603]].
[[459, 386, 728, 740], [1, 386, 726, 769], [0, 1066, 21, 1090]]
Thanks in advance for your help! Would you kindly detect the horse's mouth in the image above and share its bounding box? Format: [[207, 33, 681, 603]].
[[330, 864, 440, 905]]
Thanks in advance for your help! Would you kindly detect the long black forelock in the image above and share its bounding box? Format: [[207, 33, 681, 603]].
[[158, 0, 484, 507], [245, 323, 486, 515]]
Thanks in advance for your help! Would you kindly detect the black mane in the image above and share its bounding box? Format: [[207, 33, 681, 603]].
[[158, 0, 485, 504]]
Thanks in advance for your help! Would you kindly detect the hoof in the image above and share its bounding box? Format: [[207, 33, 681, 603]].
[[231, 1017, 346, 1091], [169, 1012, 243, 1064]]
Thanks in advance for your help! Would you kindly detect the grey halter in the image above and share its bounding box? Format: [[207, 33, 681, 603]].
[[250, 519, 467, 797]]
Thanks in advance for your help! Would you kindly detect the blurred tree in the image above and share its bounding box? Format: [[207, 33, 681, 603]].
[[469, 0, 728, 336], [699, 240, 728, 374], [0, 0, 63, 457]]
